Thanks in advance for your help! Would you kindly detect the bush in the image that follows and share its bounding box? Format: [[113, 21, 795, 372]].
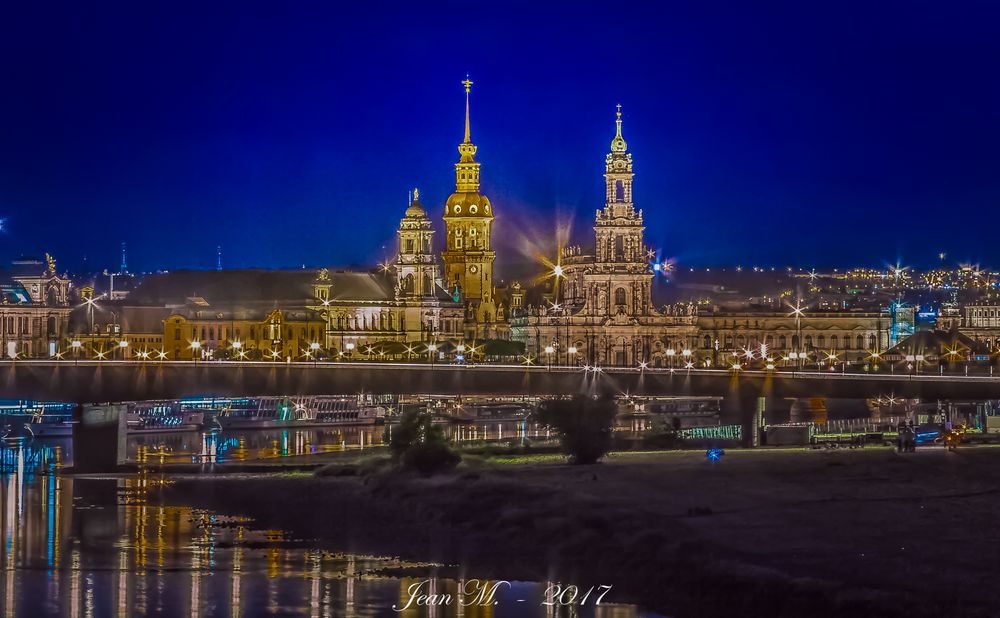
[[402, 441, 460, 476], [533, 395, 617, 464], [386, 409, 460, 476]]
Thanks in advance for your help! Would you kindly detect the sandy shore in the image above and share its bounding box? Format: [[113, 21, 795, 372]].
[[154, 447, 1000, 617]]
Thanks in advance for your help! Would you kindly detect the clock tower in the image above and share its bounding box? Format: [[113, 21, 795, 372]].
[[442, 77, 497, 333]]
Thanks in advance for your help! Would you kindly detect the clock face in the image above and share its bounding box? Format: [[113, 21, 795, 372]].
[[470, 265, 479, 274]]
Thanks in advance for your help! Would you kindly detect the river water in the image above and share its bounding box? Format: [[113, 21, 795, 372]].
[[0, 429, 665, 617]]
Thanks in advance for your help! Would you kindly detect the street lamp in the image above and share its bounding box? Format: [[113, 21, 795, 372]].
[[190, 340, 202, 362], [428, 343, 437, 367], [310, 341, 321, 364], [71, 340, 82, 365], [118, 339, 128, 360], [666, 348, 676, 368], [567, 345, 577, 366]]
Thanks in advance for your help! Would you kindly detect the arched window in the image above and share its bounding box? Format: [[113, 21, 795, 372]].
[[615, 180, 625, 202], [857, 334, 864, 349], [830, 335, 838, 349], [817, 335, 825, 348], [792, 335, 799, 348], [805, 335, 813, 348], [725, 335, 733, 348], [778, 335, 786, 349], [614, 288, 626, 305], [703, 335, 711, 349], [844, 336, 851, 349], [868, 333, 877, 349]]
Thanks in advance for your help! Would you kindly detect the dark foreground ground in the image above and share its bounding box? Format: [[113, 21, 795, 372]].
[[155, 447, 1000, 617]]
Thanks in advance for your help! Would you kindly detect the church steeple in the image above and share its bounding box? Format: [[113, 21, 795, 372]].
[[463, 77, 473, 144], [610, 103, 628, 154], [456, 76, 479, 188], [442, 76, 497, 335]]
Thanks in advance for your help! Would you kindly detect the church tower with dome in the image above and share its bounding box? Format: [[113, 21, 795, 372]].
[[396, 188, 438, 299], [441, 78, 499, 335]]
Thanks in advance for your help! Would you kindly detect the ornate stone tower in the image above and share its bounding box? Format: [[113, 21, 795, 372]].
[[590, 105, 654, 317], [442, 77, 497, 328], [396, 188, 438, 298]]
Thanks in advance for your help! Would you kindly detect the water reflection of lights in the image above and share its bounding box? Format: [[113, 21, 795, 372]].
[[2, 459, 657, 616]]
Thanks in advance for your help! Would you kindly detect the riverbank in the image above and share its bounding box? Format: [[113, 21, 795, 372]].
[[154, 446, 1000, 617]]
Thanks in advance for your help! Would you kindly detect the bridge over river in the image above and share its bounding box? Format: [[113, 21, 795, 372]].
[[5, 360, 999, 471], [3, 360, 999, 402]]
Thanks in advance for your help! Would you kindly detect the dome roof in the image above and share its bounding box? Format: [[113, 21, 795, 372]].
[[444, 192, 493, 218], [405, 200, 427, 218], [404, 188, 429, 218]]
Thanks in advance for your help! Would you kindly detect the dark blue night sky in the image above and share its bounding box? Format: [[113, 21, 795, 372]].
[[2, 1, 999, 274]]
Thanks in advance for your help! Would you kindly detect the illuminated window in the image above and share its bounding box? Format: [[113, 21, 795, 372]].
[[453, 205, 461, 214], [469, 204, 478, 214]]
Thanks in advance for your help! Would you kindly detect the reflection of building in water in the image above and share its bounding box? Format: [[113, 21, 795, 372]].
[[2, 460, 649, 617]]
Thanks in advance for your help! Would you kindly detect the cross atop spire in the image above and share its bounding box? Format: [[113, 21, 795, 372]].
[[610, 103, 628, 153], [462, 75, 474, 143]]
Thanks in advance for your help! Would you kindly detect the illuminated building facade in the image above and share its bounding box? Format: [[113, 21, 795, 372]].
[[694, 310, 891, 366], [957, 303, 1000, 349], [441, 79, 505, 339], [0, 254, 72, 358], [512, 109, 699, 366]]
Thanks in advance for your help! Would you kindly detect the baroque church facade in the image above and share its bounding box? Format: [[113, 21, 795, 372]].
[[511, 108, 699, 366]]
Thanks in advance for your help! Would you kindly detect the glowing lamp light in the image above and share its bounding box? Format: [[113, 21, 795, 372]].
[[567, 346, 577, 354], [428, 344, 437, 352], [544, 345, 555, 354], [310, 342, 321, 351], [666, 349, 676, 357], [190, 341, 202, 350], [682, 349, 692, 357], [706, 448, 725, 462], [345, 342, 356, 351], [457, 344, 466, 353], [553, 265, 564, 277], [71, 340, 82, 349], [119, 340, 129, 348], [232, 341, 242, 349]]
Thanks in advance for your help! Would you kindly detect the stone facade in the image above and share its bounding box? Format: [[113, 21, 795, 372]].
[[0, 255, 72, 358], [512, 108, 699, 366]]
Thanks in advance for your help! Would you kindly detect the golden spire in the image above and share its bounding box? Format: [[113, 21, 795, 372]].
[[462, 76, 474, 143], [610, 103, 628, 154], [413, 187, 419, 201]]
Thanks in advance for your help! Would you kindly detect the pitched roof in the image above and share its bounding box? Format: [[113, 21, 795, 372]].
[[127, 270, 318, 306]]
